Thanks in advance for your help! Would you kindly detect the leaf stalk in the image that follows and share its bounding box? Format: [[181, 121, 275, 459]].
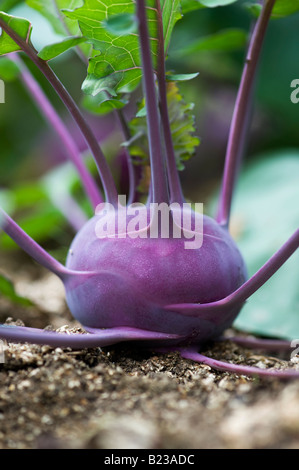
[[0, 17, 119, 206], [136, 0, 169, 205], [216, 0, 276, 227]]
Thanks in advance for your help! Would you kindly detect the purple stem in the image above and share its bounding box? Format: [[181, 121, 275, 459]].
[[0, 324, 181, 348], [52, 0, 132, 200], [136, 0, 169, 204], [225, 228, 299, 306], [166, 228, 299, 315], [179, 347, 299, 379], [155, 0, 184, 205], [0, 208, 98, 282], [216, 0, 276, 227], [52, 0, 89, 66], [0, 208, 70, 278], [218, 335, 293, 352], [11, 54, 103, 210], [0, 17, 118, 206], [46, 189, 88, 232]]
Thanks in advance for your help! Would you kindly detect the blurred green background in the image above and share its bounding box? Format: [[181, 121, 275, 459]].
[[1, 1, 299, 197], [0, 0, 298, 339]]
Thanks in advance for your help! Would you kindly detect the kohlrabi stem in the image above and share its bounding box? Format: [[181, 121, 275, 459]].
[[0, 18, 119, 206], [48, 190, 88, 232], [167, 228, 299, 315], [136, 0, 169, 205], [179, 347, 299, 379], [114, 109, 136, 206], [52, 0, 90, 66], [10, 54, 103, 210], [0, 208, 71, 279], [155, 0, 184, 206], [227, 228, 299, 307], [64, 27, 135, 205], [216, 0, 276, 227]]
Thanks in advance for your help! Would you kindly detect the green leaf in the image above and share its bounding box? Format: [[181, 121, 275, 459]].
[[162, 0, 182, 50], [244, 3, 261, 18], [26, 0, 81, 36], [0, 11, 32, 55], [272, 0, 299, 18], [166, 72, 199, 81], [0, 56, 20, 80], [0, 0, 23, 11], [12, 182, 47, 207], [199, 0, 238, 6], [181, 0, 239, 12], [126, 81, 200, 171], [231, 152, 299, 340], [82, 91, 128, 115], [0, 177, 67, 251], [65, 0, 181, 107], [0, 204, 64, 250], [0, 188, 15, 213], [167, 82, 200, 170], [82, 72, 119, 98], [180, 0, 205, 14], [38, 35, 86, 60], [41, 160, 82, 200], [176, 28, 247, 56], [246, 0, 299, 19], [103, 13, 137, 36], [0, 273, 34, 306], [26, 0, 92, 57], [1, 180, 49, 213]]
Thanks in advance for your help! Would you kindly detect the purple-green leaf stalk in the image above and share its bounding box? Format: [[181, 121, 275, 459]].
[[0, 0, 299, 379]]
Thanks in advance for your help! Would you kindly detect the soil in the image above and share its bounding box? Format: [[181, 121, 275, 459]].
[[1, 253, 299, 450]]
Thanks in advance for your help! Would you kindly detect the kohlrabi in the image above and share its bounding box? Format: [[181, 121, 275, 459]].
[[0, 0, 298, 378]]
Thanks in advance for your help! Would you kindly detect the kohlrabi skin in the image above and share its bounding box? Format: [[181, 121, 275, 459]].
[[65, 211, 247, 344], [0, 0, 299, 379]]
